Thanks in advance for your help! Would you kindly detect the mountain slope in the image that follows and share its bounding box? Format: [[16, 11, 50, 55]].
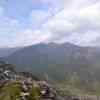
[[0, 48, 20, 57], [6, 43, 100, 80]]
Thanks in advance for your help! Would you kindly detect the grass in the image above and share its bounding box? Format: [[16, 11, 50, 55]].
[[0, 82, 21, 100], [0, 81, 40, 100], [56, 80, 100, 97]]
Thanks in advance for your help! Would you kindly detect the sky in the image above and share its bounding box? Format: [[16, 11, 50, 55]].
[[0, 0, 100, 47]]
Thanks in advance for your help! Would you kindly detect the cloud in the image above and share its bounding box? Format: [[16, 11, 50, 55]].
[[30, 10, 51, 29], [34, 0, 100, 46], [7, 29, 51, 47], [0, 0, 100, 47], [0, 1, 53, 47], [29, 0, 68, 28], [0, 28, 51, 47], [0, 6, 4, 16]]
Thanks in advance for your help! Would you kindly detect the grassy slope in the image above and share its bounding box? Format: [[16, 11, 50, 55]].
[[0, 82, 40, 100]]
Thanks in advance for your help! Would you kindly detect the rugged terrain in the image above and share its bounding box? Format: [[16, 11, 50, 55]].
[[0, 61, 60, 100], [0, 61, 100, 100]]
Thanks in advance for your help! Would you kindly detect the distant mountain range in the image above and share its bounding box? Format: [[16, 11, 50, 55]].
[[2, 43, 100, 80], [0, 48, 20, 57]]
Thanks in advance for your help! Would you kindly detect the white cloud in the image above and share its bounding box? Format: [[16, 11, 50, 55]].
[[30, 10, 51, 28], [0, 18, 21, 33], [0, 29, 51, 47], [0, 6, 4, 16], [80, 3, 100, 24], [0, 0, 100, 47], [34, 0, 100, 46], [8, 29, 51, 47], [0, 9, 51, 47]]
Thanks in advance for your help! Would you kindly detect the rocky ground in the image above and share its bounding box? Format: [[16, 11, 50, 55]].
[[0, 61, 100, 100], [0, 61, 63, 100]]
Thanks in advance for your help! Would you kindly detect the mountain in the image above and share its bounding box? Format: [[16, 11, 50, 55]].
[[0, 48, 20, 57], [6, 43, 100, 80]]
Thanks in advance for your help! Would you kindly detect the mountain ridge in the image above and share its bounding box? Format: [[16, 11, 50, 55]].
[[5, 42, 100, 80], [0, 47, 21, 57]]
